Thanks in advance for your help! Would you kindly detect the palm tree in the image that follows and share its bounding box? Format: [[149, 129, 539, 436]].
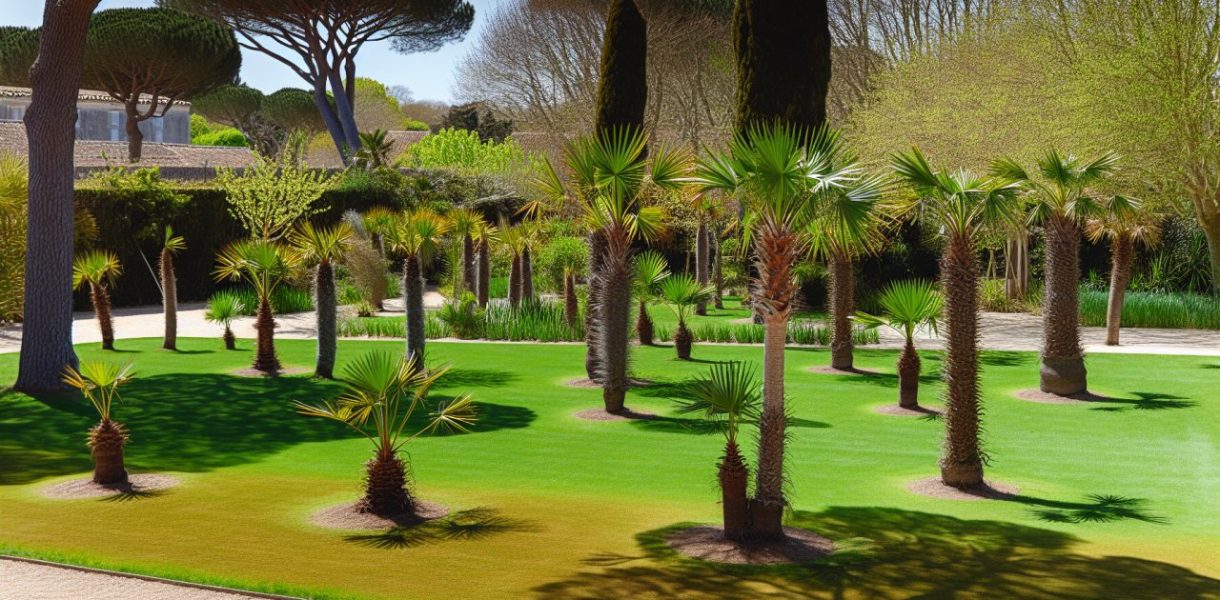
[[205, 290, 242, 350], [362, 206, 400, 260], [353, 129, 395, 171], [72, 251, 122, 351], [474, 220, 498, 309], [295, 351, 476, 518], [991, 150, 1117, 396], [692, 124, 883, 539], [538, 127, 683, 414], [632, 250, 670, 346], [678, 361, 760, 542], [62, 360, 135, 486], [386, 209, 451, 369], [892, 148, 1021, 489], [214, 240, 299, 373], [499, 225, 525, 308], [659, 274, 715, 360], [1085, 195, 1161, 346], [291, 222, 353, 379], [855, 280, 943, 409], [520, 221, 541, 303], [449, 208, 485, 298], [159, 227, 185, 351]]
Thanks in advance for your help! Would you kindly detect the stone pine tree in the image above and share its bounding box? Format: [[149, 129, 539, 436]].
[[14, 0, 101, 394], [163, 0, 474, 162], [585, 0, 648, 381], [194, 85, 326, 157]]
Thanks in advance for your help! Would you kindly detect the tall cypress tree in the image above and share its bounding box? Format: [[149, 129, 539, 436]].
[[733, 0, 831, 132]]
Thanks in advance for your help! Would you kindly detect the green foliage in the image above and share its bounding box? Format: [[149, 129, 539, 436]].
[[204, 289, 243, 326], [0, 152, 27, 323], [263, 88, 325, 134], [854, 279, 943, 343], [222, 285, 314, 316], [437, 293, 484, 339], [595, 0, 647, 133], [680, 362, 761, 442], [400, 128, 534, 174], [213, 239, 299, 307], [72, 251, 122, 290], [1080, 288, 1220, 330], [440, 102, 512, 142], [0, 26, 38, 86], [193, 128, 249, 147], [534, 236, 588, 292], [217, 157, 335, 240], [340, 299, 584, 343], [191, 85, 263, 127], [658, 273, 715, 325], [61, 360, 135, 422], [352, 130, 395, 171]]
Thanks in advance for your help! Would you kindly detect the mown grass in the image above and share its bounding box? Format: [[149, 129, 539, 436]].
[[1080, 289, 1220, 330]]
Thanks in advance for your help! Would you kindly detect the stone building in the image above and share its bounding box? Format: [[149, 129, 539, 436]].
[[0, 86, 190, 145]]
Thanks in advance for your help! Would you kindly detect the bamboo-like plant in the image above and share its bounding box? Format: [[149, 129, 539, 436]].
[[659, 274, 715, 360], [385, 209, 451, 369], [62, 360, 135, 485], [160, 227, 185, 351], [294, 351, 476, 518], [632, 250, 670, 346], [205, 289, 242, 350], [1085, 195, 1161, 346], [855, 280, 942, 409], [214, 239, 299, 373], [291, 222, 353, 379], [72, 250, 123, 351]]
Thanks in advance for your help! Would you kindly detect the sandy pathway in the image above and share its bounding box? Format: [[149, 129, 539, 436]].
[[0, 558, 281, 600]]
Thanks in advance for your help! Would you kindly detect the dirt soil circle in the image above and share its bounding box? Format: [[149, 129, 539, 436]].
[[311, 500, 449, 531], [807, 366, 885, 376], [42, 474, 180, 500], [230, 366, 312, 378], [667, 526, 836, 565], [874, 404, 942, 417], [565, 377, 652, 389], [907, 476, 1020, 501], [1012, 389, 1089, 405], [573, 407, 657, 422]]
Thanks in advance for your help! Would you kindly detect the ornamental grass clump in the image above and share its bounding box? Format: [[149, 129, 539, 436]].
[[62, 360, 135, 486]]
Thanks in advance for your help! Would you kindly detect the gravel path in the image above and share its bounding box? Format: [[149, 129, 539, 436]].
[[0, 558, 275, 600]]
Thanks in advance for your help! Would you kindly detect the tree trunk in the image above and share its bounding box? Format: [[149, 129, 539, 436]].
[[828, 254, 854, 371], [720, 439, 749, 542], [564, 270, 579, 329], [898, 339, 920, 409], [161, 248, 177, 351], [695, 218, 709, 315], [508, 252, 522, 308], [404, 255, 426, 369], [1040, 215, 1087, 396], [940, 234, 984, 489], [636, 300, 654, 345], [751, 315, 789, 540], [674, 321, 693, 359], [315, 260, 337, 379], [713, 228, 724, 309], [1004, 233, 1029, 301], [253, 297, 280, 373], [598, 230, 632, 414], [15, 0, 99, 394], [477, 240, 491, 308], [522, 246, 535, 302], [361, 449, 414, 517], [91, 283, 115, 351], [462, 233, 476, 297], [124, 101, 144, 163], [585, 230, 608, 382], [90, 419, 128, 486], [1105, 235, 1134, 346], [223, 326, 236, 351]]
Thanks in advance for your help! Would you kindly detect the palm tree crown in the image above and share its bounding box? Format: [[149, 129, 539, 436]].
[[213, 239, 298, 296], [855, 280, 943, 344], [72, 251, 122, 290]]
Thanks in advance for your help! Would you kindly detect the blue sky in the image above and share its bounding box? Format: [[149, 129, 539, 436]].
[[2, 0, 502, 103]]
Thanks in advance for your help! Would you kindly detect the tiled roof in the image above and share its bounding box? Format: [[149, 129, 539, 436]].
[[0, 86, 191, 107], [0, 121, 254, 169]]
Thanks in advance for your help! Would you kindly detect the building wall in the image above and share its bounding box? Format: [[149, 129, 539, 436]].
[[0, 98, 190, 144]]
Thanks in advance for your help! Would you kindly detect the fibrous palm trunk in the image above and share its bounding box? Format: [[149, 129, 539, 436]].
[[90, 419, 128, 486], [585, 231, 608, 382], [522, 246, 535, 303], [1040, 215, 1087, 395], [598, 227, 632, 413], [1105, 235, 1134, 346], [462, 233, 476, 297], [477, 240, 491, 309], [509, 253, 522, 308], [90, 283, 115, 351], [223, 326, 236, 351], [254, 296, 280, 373], [404, 255, 426, 370], [361, 448, 414, 517], [564, 270, 579, 329], [712, 229, 724, 310], [636, 300, 654, 345], [828, 254, 854, 371], [695, 219, 709, 316], [720, 439, 749, 542], [940, 234, 984, 488], [674, 321, 693, 359], [315, 260, 338, 379], [161, 248, 177, 351], [897, 338, 920, 409]]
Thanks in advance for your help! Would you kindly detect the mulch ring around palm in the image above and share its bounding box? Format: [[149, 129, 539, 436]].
[[1012, 389, 1120, 405], [807, 366, 887, 376], [41, 474, 180, 500], [311, 500, 449, 531], [572, 407, 657, 422], [565, 377, 653, 389], [667, 526, 836, 565], [230, 366, 312, 378], [874, 404, 943, 417], [906, 476, 1020, 501]]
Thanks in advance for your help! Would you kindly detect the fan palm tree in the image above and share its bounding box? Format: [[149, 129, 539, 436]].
[[214, 240, 299, 373], [855, 280, 943, 409], [362, 206, 400, 259], [538, 127, 682, 413], [499, 225, 526, 308], [892, 148, 1021, 489], [1085, 195, 1161, 346], [991, 150, 1117, 396], [159, 227, 185, 351], [520, 221, 541, 303], [659, 274, 715, 359], [353, 129, 395, 171], [449, 208, 485, 298], [691, 124, 884, 539], [295, 351, 476, 518], [291, 222, 353, 379], [385, 209, 451, 369], [205, 290, 243, 350], [632, 250, 670, 345], [678, 361, 761, 542], [72, 251, 122, 351], [474, 220, 498, 309], [62, 360, 135, 486]]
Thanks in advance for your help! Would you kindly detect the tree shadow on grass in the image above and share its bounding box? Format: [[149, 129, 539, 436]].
[[436, 368, 519, 389], [343, 507, 536, 550], [1084, 392, 1196, 412], [531, 507, 1219, 599], [979, 351, 1034, 367], [1010, 494, 1168, 524]]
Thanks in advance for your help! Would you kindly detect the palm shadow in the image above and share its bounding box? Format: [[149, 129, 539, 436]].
[[1083, 392, 1196, 412], [436, 368, 519, 389], [979, 351, 1033, 367], [1009, 494, 1168, 524], [343, 507, 536, 550]]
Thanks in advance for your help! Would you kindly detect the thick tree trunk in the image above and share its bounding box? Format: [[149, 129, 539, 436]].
[[636, 300, 654, 345], [161, 248, 177, 351], [564, 270, 579, 329], [404, 255, 426, 369], [712, 228, 724, 309], [585, 231, 608, 382], [91, 283, 115, 351], [1105, 236, 1134, 346], [898, 339, 920, 409], [674, 321, 693, 359], [828, 254, 854, 371], [720, 439, 749, 542], [223, 326, 236, 351], [253, 297, 280, 373], [477, 240, 491, 308], [90, 419, 128, 486], [462, 233, 476, 297], [751, 315, 789, 540], [522, 246, 535, 302], [940, 235, 984, 489], [124, 102, 144, 163], [598, 232, 632, 414], [315, 260, 337, 379], [1040, 215, 1087, 396], [312, 87, 350, 163], [361, 449, 414, 517], [695, 219, 709, 315], [508, 253, 522, 308], [15, 0, 99, 393]]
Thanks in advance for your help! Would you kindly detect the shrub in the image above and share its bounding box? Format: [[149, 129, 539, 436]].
[[342, 238, 392, 309], [399, 128, 534, 174], [535, 236, 588, 292], [437, 293, 484, 339], [193, 128, 248, 147], [227, 285, 314, 316], [0, 152, 26, 323]]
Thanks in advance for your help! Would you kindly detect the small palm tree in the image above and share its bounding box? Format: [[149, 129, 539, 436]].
[[659, 274, 715, 360], [159, 227, 185, 351], [473, 220, 498, 309], [291, 222, 353, 379], [214, 240, 299, 373], [855, 280, 943, 409], [449, 208, 486, 298], [295, 351, 476, 518], [72, 250, 123, 350], [678, 361, 761, 542], [386, 209, 451, 369], [62, 360, 135, 486], [499, 225, 526, 308], [1085, 195, 1161, 346], [892, 148, 1021, 489], [353, 129, 395, 171], [632, 251, 670, 346], [205, 290, 243, 350]]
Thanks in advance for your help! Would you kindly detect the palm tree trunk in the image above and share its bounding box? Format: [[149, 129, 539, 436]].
[[695, 218, 709, 316], [599, 230, 632, 413], [91, 283, 115, 351], [898, 339, 920, 409], [90, 419, 128, 486], [315, 260, 338, 379], [940, 234, 983, 489], [522, 246, 535, 302], [254, 296, 280, 372], [462, 233, 476, 297], [585, 230, 608, 382], [477, 240, 491, 308], [674, 320, 693, 359], [1105, 235, 1134, 346], [564, 270, 579, 329], [404, 255, 426, 369], [362, 448, 414, 517], [636, 300, 654, 345], [751, 314, 788, 540], [713, 229, 724, 309], [828, 253, 854, 370], [161, 248, 177, 350], [223, 326, 236, 351], [720, 439, 749, 542], [1040, 215, 1087, 395], [509, 253, 522, 308], [1004, 233, 1029, 300]]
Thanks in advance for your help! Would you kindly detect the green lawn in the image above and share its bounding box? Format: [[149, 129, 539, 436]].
[[1, 338, 1218, 599]]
